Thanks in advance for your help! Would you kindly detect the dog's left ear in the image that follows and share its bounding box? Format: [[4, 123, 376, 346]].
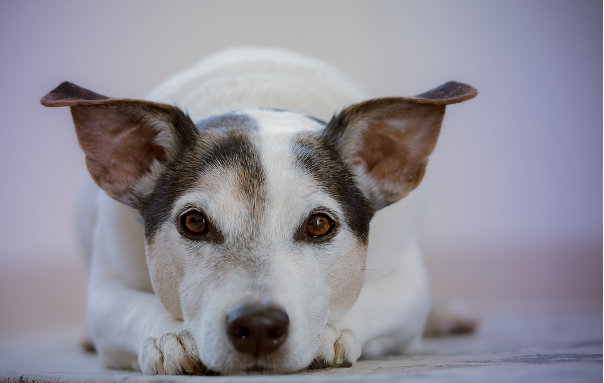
[[323, 81, 477, 210], [41, 82, 198, 208]]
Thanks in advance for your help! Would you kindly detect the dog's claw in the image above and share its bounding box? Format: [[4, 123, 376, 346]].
[[155, 359, 165, 375], [139, 330, 204, 375], [334, 342, 344, 365]]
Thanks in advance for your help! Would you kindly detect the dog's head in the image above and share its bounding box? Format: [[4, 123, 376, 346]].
[[41, 81, 476, 373]]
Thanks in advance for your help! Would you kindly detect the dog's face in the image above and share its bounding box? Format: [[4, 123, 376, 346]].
[[41, 81, 476, 374], [144, 110, 372, 372]]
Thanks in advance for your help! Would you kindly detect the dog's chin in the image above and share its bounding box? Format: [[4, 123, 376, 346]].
[[212, 357, 310, 376], [243, 365, 289, 375], [216, 362, 305, 376]]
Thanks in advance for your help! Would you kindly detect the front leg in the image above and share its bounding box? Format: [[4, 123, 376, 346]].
[[86, 194, 203, 374], [87, 281, 203, 374], [337, 242, 431, 358]]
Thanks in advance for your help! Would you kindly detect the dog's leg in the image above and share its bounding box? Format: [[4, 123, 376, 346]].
[[87, 194, 204, 374], [87, 282, 183, 368], [88, 282, 205, 374], [326, 239, 431, 361]]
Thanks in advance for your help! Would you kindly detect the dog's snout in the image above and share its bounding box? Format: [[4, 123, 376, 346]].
[[226, 304, 289, 355]]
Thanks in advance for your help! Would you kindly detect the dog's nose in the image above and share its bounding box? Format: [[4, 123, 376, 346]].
[[226, 303, 289, 355]]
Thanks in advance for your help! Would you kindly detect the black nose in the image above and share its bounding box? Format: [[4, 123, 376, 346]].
[[226, 303, 289, 355]]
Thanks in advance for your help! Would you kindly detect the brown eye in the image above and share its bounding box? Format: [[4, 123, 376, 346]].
[[181, 210, 208, 235], [306, 213, 334, 237]]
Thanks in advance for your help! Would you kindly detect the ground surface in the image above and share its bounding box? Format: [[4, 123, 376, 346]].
[[0, 313, 601, 383]]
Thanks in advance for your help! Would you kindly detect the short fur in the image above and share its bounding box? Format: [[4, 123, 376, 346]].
[[41, 48, 477, 375]]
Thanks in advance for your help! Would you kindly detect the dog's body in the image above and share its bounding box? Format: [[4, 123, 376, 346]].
[[43, 48, 476, 375]]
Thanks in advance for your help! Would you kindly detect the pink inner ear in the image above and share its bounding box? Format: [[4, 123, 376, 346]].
[[358, 123, 406, 175], [355, 121, 414, 197], [353, 109, 442, 204], [73, 106, 167, 201]]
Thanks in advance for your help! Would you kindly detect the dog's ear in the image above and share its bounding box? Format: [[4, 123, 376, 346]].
[[41, 82, 198, 208], [323, 81, 477, 210]]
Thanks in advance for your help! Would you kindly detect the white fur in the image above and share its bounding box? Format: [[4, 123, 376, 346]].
[[81, 47, 431, 374]]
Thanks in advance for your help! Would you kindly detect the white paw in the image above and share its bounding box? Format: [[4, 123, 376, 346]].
[[139, 330, 204, 375], [310, 323, 361, 369]]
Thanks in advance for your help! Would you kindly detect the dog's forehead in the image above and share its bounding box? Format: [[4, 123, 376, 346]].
[[143, 109, 371, 243], [245, 108, 326, 133], [195, 109, 325, 134]]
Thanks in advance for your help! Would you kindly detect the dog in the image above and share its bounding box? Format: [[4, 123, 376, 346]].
[[41, 48, 477, 375]]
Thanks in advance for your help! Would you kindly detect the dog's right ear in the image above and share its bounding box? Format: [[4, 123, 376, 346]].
[[41, 82, 198, 208], [323, 81, 477, 210]]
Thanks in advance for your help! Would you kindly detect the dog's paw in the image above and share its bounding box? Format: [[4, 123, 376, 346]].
[[310, 323, 361, 369], [139, 330, 205, 375], [424, 301, 479, 336]]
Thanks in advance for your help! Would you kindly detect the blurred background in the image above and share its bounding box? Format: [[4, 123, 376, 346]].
[[0, 0, 601, 345]]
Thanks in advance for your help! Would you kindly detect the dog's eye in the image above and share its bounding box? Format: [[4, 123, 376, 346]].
[[306, 213, 334, 237], [181, 210, 208, 235]]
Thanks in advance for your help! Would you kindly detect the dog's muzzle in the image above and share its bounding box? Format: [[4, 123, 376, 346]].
[[225, 303, 289, 355]]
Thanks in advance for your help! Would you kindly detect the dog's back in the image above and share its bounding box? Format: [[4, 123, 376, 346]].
[[146, 47, 367, 121]]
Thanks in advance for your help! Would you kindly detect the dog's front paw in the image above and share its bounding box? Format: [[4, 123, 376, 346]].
[[139, 330, 204, 375], [310, 323, 361, 369]]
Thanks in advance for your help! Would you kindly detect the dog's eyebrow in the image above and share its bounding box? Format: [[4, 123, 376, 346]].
[[290, 135, 372, 244]]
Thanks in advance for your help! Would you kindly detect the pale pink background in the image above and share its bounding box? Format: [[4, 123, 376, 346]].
[[0, 0, 601, 344]]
